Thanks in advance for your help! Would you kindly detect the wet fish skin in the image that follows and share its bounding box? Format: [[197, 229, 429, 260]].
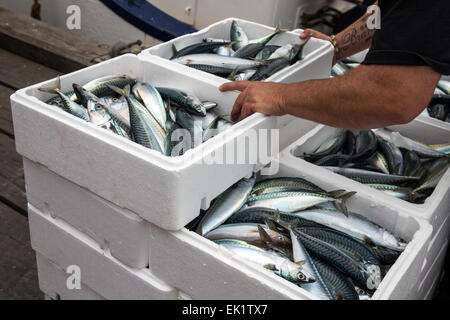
[[40, 78, 89, 121], [251, 177, 327, 195], [233, 43, 264, 59], [430, 143, 450, 155], [365, 184, 415, 201], [157, 87, 206, 116], [292, 207, 407, 251], [255, 45, 281, 61], [132, 83, 167, 131], [324, 167, 419, 185], [248, 57, 290, 81], [377, 138, 404, 175], [186, 64, 235, 77], [248, 26, 284, 46], [349, 130, 378, 163], [302, 131, 346, 161], [215, 239, 315, 284], [225, 207, 323, 228], [298, 227, 382, 270], [414, 158, 449, 193], [310, 256, 359, 300], [403, 150, 422, 177], [314, 154, 350, 167], [292, 228, 381, 290], [196, 177, 256, 236], [290, 228, 334, 300], [342, 130, 356, 156], [171, 41, 232, 60], [243, 191, 338, 213], [175, 108, 203, 149], [204, 223, 291, 248], [365, 152, 390, 175], [173, 54, 266, 72]]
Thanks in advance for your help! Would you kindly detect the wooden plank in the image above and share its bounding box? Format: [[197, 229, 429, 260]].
[[0, 84, 15, 137], [0, 202, 43, 300], [0, 7, 111, 73], [0, 48, 61, 90]]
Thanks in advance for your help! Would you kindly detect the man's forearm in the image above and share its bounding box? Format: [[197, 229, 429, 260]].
[[280, 65, 438, 130], [335, 1, 378, 60]]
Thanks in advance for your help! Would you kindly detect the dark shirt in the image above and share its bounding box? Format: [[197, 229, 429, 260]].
[[362, 0, 450, 75]]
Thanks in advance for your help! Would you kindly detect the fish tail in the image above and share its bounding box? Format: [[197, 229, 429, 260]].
[[334, 191, 357, 216], [108, 84, 130, 97], [39, 77, 61, 94]]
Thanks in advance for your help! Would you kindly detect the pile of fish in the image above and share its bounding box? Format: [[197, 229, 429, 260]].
[[169, 20, 308, 81], [332, 60, 450, 123], [298, 128, 450, 204], [190, 175, 408, 300], [40, 75, 233, 156]]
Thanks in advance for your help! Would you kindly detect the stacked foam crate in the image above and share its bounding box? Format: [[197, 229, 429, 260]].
[[10, 19, 333, 300]]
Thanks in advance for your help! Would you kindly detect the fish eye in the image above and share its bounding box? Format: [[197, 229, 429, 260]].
[[113, 98, 119, 103], [278, 237, 284, 242], [298, 273, 306, 281]]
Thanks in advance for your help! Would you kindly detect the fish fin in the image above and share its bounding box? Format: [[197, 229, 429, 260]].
[[328, 189, 346, 198], [228, 66, 241, 80], [172, 44, 178, 55], [258, 225, 272, 244], [264, 219, 278, 232], [39, 77, 61, 94], [264, 264, 278, 271], [108, 84, 130, 97], [335, 191, 357, 216], [295, 260, 306, 267]]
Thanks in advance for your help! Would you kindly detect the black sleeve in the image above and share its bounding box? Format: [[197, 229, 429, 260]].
[[362, 0, 450, 75]]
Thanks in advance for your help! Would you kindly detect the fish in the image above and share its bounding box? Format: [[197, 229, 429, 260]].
[[85, 100, 112, 128], [437, 80, 450, 95], [231, 20, 249, 51], [251, 177, 329, 196], [224, 207, 323, 228], [428, 104, 448, 121], [414, 158, 449, 193], [204, 223, 291, 248], [323, 167, 420, 185], [365, 184, 415, 201], [185, 64, 236, 77], [364, 152, 390, 174], [171, 41, 233, 60], [291, 207, 407, 251], [172, 54, 266, 72], [403, 150, 422, 177], [248, 26, 284, 45], [349, 130, 378, 163], [215, 239, 315, 284], [248, 57, 290, 81], [243, 190, 355, 215], [377, 138, 404, 175], [255, 45, 282, 61], [341, 130, 356, 156], [291, 228, 381, 290], [196, 177, 256, 235], [39, 78, 89, 121], [233, 69, 257, 81], [310, 256, 359, 300], [175, 108, 203, 149], [314, 154, 350, 167], [233, 43, 265, 59], [132, 83, 167, 131], [267, 44, 294, 60], [202, 115, 222, 142], [157, 87, 206, 116], [216, 44, 235, 56], [301, 131, 346, 161], [109, 85, 167, 154], [298, 227, 382, 270], [376, 129, 445, 158], [289, 228, 334, 300]]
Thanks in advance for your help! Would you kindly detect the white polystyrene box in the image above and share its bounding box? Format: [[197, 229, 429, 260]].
[[36, 254, 105, 300], [28, 204, 180, 300], [11, 53, 318, 231], [284, 118, 450, 233], [147, 160, 433, 300], [141, 18, 334, 85], [23, 157, 150, 269]]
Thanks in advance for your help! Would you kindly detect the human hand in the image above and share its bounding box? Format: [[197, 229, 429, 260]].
[[219, 81, 288, 122], [299, 29, 336, 65]]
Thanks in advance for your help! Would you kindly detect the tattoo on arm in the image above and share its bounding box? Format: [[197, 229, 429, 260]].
[[337, 13, 377, 59]]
